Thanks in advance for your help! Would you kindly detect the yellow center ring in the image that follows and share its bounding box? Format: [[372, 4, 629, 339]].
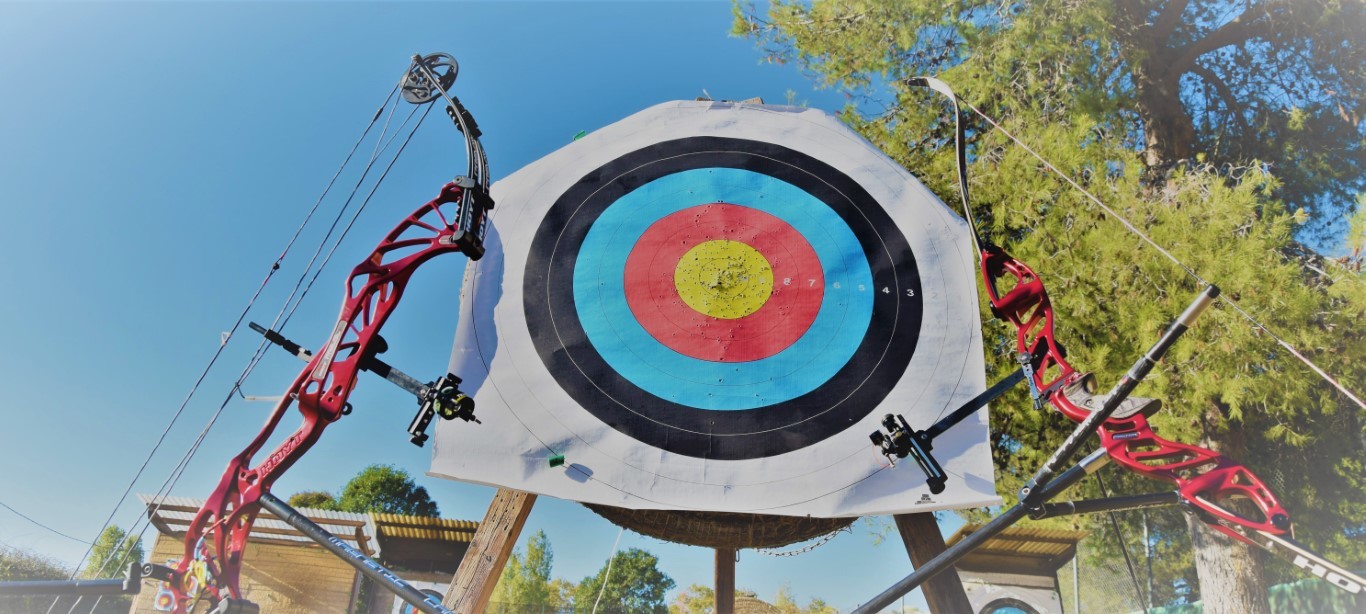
[[673, 240, 774, 319]]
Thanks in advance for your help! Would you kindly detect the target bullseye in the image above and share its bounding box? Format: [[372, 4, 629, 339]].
[[674, 240, 773, 320], [624, 202, 824, 363]]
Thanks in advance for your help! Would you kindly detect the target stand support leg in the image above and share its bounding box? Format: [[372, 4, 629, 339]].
[[442, 489, 537, 613], [893, 512, 972, 614]]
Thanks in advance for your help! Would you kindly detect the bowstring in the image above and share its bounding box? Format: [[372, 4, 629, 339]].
[[50, 83, 405, 614], [62, 61, 455, 612]]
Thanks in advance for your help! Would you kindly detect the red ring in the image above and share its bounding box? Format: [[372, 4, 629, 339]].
[[624, 203, 823, 362]]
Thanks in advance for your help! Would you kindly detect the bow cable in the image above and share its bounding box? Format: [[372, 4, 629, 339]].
[[68, 86, 441, 614], [63, 71, 443, 611], [84, 97, 431, 583], [57, 82, 406, 594]]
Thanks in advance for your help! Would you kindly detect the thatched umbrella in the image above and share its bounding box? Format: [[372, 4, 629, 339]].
[[583, 505, 852, 549]]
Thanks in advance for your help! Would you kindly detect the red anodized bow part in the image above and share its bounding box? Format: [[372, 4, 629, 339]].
[[169, 181, 489, 610], [978, 243, 1291, 543], [905, 74, 1292, 545]]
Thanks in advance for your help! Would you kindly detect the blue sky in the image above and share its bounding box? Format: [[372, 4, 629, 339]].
[[0, 2, 951, 611]]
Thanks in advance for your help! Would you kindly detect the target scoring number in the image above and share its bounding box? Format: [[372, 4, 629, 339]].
[[525, 137, 924, 460]]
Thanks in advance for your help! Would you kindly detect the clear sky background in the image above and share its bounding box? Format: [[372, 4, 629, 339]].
[[0, 2, 954, 611]]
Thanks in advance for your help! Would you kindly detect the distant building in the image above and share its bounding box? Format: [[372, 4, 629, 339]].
[[945, 524, 1088, 614], [130, 495, 476, 613]]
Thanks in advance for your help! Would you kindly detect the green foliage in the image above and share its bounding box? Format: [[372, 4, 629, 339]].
[[548, 578, 576, 611], [1145, 576, 1366, 613], [82, 525, 144, 579], [491, 531, 557, 609], [572, 548, 674, 614], [737, 0, 1366, 608], [0, 545, 69, 580], [336, 464, 439, 517], [669, 583, 838, 614], [772, 583, 838, 613], [735, 0, 1365, 242], [1, 545, 72, 612], [1266, 577, 1366, 613], [72, 525, 146, 613], [668, 583, 715, 614], [1346, 195, 1366, 266], [287, 490, 339, 510]]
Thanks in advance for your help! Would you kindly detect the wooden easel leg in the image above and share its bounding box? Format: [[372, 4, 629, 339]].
[[442, 488, 537, 613], [893, 512, 972, 614], [715, 548, 736, 614]]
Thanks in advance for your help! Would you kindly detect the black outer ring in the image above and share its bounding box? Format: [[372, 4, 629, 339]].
[[525, 137, 923, 459]]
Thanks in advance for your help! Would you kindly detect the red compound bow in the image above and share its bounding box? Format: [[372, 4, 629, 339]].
[[164, 54, 493, 613]]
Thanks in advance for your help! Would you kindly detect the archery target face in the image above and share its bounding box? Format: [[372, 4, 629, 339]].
[[432, 102, 998, 517]]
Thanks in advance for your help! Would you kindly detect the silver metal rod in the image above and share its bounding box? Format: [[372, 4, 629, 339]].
[[258, 493, 453, 614], [0, 562, 141, 596]]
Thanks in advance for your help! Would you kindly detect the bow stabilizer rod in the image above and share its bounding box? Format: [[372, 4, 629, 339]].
[[249, 321, 478, 445]]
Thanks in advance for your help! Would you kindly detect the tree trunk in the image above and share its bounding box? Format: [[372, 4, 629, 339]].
[[1184, 514, 1269, 614], [1186, 403, 1270, 614], [1111, 0, 1197, 171], [1134, 71, 1197, 169]]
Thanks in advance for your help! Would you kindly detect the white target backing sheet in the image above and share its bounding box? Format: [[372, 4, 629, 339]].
[[430, 101, 1000, 517]]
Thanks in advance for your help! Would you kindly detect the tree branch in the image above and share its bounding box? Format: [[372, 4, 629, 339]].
[[1189, 62, 1248, 134], [1152, 0, 1190, 40], [1167, 1, 1285, 78]]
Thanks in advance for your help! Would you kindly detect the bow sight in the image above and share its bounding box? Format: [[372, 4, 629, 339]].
[[249, 322, 478, 446]]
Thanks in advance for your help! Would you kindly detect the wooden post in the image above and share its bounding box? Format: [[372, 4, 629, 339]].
[[443, 488, 537, 613], [893, 512, 972, 614], [714, 548, 735, 614]]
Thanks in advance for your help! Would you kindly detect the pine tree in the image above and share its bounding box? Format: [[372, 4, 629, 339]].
[[737, 1, 1366, 610]]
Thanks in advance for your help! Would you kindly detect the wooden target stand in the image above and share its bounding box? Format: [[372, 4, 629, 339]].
[[439, 489, 970, 614]]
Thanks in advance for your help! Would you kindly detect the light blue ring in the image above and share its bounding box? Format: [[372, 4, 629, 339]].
[[574, 168, 874, 410]]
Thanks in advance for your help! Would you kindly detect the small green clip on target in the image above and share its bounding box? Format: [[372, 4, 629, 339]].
[[548, 454, 566, 468]]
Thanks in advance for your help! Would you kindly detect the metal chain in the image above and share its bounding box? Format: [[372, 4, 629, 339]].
[[754, 525, 852, 557]]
